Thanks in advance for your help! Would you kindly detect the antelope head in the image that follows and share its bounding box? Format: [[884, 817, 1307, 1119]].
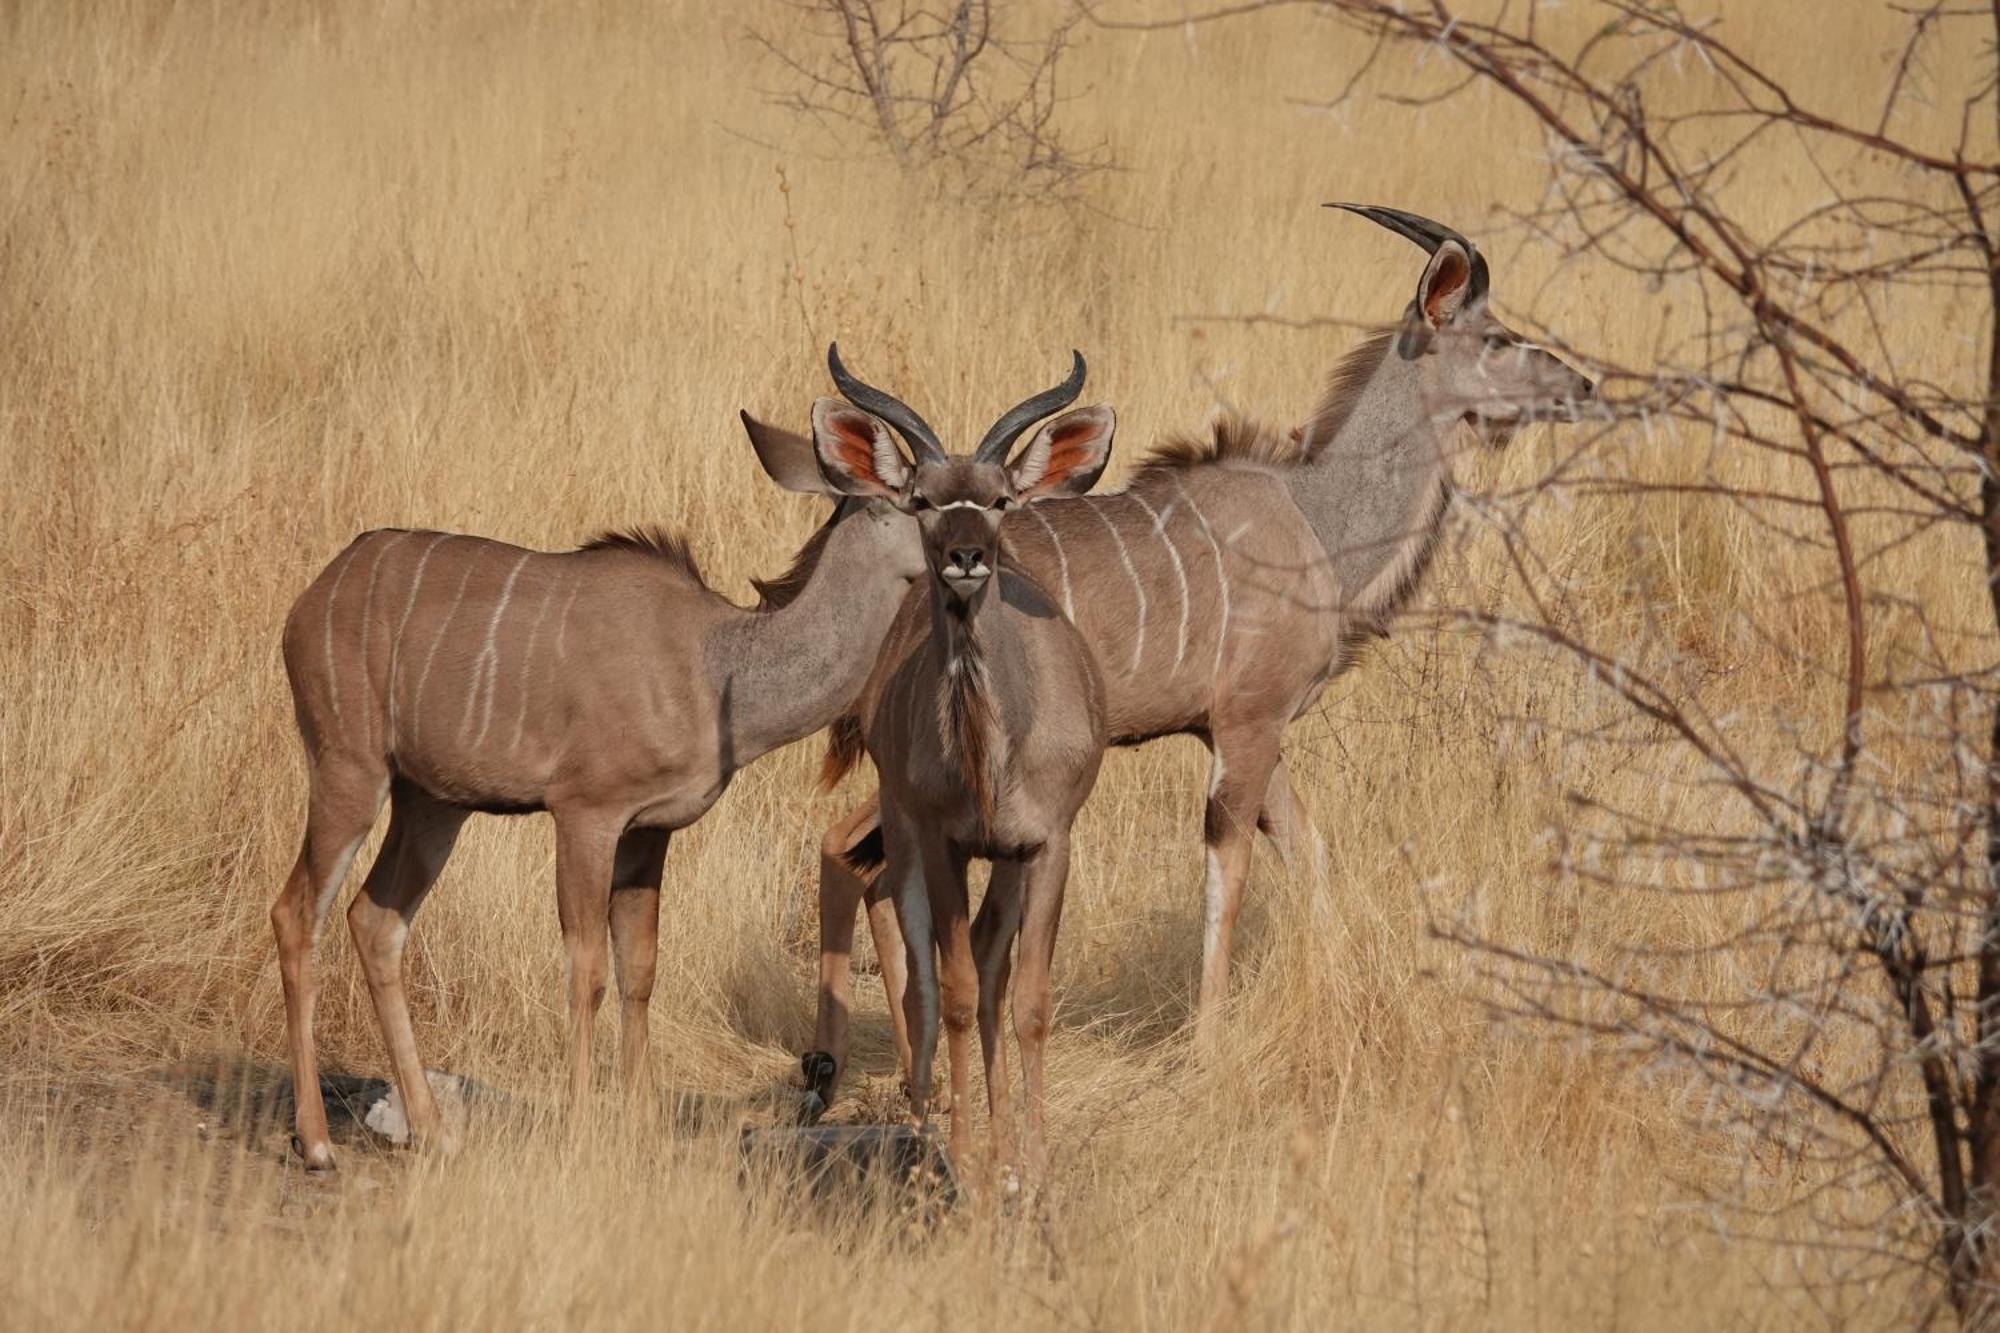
[[824, 346, 1115, 612], [1328, 202, 1595, 448]]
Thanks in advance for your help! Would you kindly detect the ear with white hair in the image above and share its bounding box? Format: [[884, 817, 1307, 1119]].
[[1399, 239, 1477, 359], [1007, 405, 1115, 503], [809, 398, 912, 500]]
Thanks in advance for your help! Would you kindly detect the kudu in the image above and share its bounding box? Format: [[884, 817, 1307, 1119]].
[[827, 352, 1114, 1178], [270, 388, 930, 1169], [801, 205, 1595, 1105]]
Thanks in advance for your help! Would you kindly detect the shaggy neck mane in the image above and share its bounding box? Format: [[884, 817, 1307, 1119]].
[[751, 504, 844, 610], [580, 526, 706, 583], [937, 604, 998, 829], [1133, 331, 1397, 474]]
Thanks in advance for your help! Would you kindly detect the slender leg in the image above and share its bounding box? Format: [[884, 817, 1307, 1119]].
[[346, 780, 468, 1150], [609, 827, 669, 1105], [270, 753, 387, 1171], [1195, 723, 1282, 1057], [884, 813, 941, 1133], [864, 875, 912, 1078], [552, 811, 622, 1127], [1014, 837, 1071, 1185], [807, 800, 885, 1103], [929, 846, 976, 1162], [1259, 759, 1333, 923], [972, 861, 1024, 1170]]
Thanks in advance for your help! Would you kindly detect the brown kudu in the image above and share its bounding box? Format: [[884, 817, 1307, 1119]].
[[824, 351, 1115, 1179], [270, 390, 930, 1169], [801, 205, 1596, 1106]]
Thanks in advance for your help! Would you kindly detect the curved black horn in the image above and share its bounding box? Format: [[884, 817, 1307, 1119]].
[[973, 351, 1087, 463], [826, 343, 948, 464], [1324, 202, 1490, 301]]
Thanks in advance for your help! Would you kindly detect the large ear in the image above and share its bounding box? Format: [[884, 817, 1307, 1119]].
[[1416, 239, 1474, 328], [739, 410, 833, 495], [1007, 405, 1115, 503], [810, 397, 912, 500]]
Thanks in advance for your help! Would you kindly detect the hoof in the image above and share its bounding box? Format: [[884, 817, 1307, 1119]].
[[292, 1134, 336, 1172], [800, 1050, 838, 1103]]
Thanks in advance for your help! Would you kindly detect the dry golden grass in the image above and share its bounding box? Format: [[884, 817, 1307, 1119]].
[[1, 1, 1983, 1327]]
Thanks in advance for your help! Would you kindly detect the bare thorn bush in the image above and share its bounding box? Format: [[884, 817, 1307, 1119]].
[[753, 0, 1110, 196]]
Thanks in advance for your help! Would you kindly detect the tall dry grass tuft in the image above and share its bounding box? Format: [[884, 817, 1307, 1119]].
[[0, 0, 1965, 1326]]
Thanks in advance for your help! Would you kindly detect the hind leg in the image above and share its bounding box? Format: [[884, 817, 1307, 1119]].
[[270, 753, 388, 1170], [346, 780, 468, 1150], [609, 827, 669, 1105]]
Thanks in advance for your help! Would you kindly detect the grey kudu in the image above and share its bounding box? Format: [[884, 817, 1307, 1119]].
[[270, 351, 1095, 1168], [803, 205, 1595, 1105], [827, 353, 1114, 1178]]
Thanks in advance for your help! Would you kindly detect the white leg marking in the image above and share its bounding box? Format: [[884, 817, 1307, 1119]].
[[412, 559, 479, 751], [1085, 498, 1147, 674], [356, 531, 415, 750], [464, 553, 532, 746], [388, 534, 452, 750], [1174, 477, 1231, 683], [510, 582, 560, 753], [319, 542, 366, 730], [1022, 506, 1075, 621], [314, 834, 367, 942], [1128, 492, 1189, 670], [1202, 846, 1226, 966]]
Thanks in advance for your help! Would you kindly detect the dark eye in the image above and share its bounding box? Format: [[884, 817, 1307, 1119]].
[[910, 495, 932, 512], [1484, 333, 1511, 352], [994, 495, 1014, 511]]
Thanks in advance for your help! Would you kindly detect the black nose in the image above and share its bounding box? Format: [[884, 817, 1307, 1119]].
[[948, 547, 985, 573]]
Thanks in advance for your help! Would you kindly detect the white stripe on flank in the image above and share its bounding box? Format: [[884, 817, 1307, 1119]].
[[411, 559, 479, 750], [1173, 476, 1231, 682], [510, 582, 561, 752], [465, 553, 532, 746], [1022, 505, 1074, 620], [1128, 492, 1189, 670], [552, 575, 582, 663], [388, 534, 452, 750], [1085, 498, 1146, 674], [319, 541, 365, 728], [355, 531, 415, 749]]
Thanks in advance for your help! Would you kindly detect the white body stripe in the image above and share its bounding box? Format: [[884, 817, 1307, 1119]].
[[411, 560, 479, 750], [464, 553, 532, 745], [319, 542, 365, 728], [388, 533, 452, 748], [553, 575, 582, 662], [1128, 492, 1189, 670], [355, 531, 414, 748], [510, 582, 560, 752], [1174, 477, 1231, 682], [1022, 506, 1075, 620], [1085, 498, 1147, 674]]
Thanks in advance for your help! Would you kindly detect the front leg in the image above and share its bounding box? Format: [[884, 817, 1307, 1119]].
[[808, 798, 890, 1107], [553, 811, 623, 1129], [609, 827, 669, 1109], [881, 810, 941, 1133], [1014, 836, 1072, 1186]]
